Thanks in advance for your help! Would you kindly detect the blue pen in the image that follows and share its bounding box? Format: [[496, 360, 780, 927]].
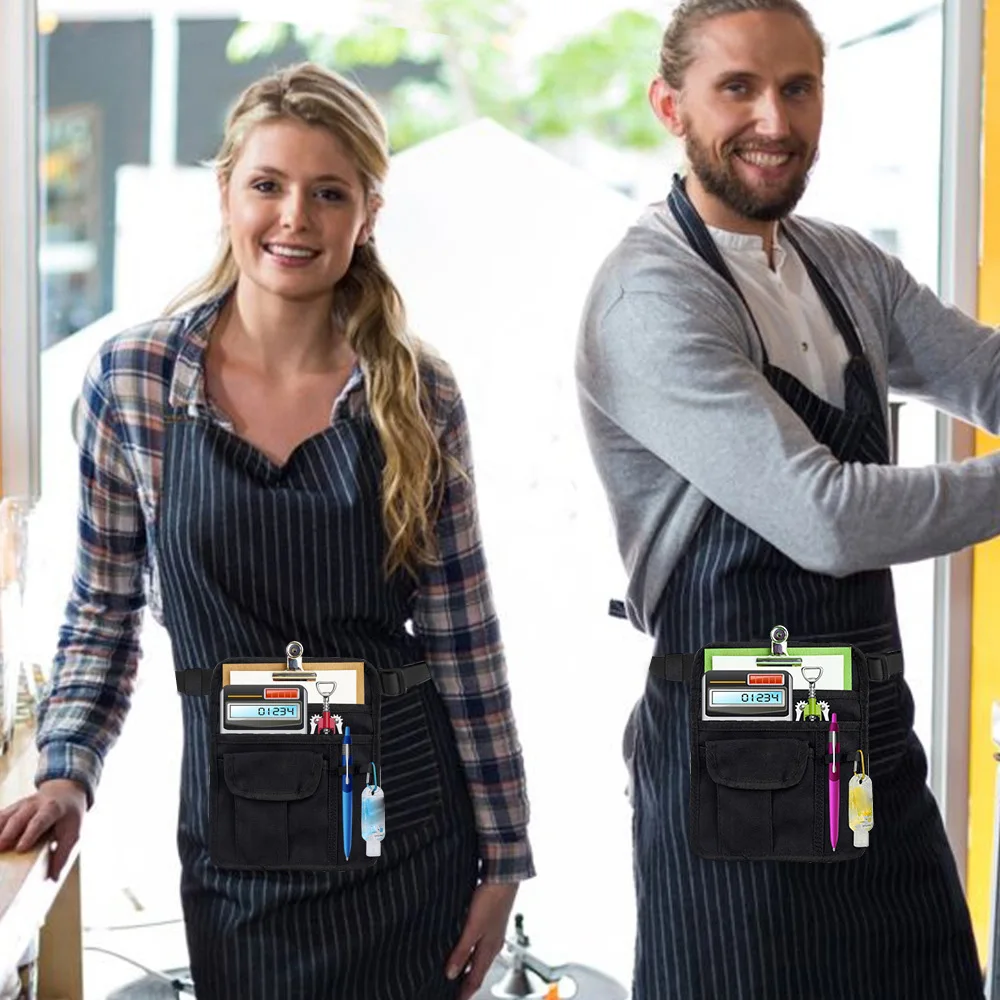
[[342, 726, 353, 860]]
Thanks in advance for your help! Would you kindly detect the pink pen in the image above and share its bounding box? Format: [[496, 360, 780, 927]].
[[828, 712, 839, 851]]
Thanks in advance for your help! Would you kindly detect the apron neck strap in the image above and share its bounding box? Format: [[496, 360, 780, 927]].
[[666, 174, 867, 362]]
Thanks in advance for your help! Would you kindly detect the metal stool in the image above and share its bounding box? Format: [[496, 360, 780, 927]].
[[472, 914, 628, 1000]]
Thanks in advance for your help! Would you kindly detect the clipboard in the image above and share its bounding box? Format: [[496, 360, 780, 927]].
[[703, 647, 852, 691], [221, 660, 365, 705]]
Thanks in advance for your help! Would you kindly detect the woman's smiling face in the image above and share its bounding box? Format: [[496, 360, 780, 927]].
[[220, 117, 373, 305]]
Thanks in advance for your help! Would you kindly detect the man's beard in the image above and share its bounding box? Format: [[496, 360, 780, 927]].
[[683, 122, 816, 222]]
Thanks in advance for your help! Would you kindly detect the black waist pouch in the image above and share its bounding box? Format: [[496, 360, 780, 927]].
[[175, 654, 431, 872], [649, 628, 902, 863]]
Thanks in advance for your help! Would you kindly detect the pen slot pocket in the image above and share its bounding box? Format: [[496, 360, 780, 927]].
[[809, 689, 863, 724], [214, 748, 329, 868], [330, 738, 374, 864], [823, 724, 865, 860], [306, 704, 376, 737]]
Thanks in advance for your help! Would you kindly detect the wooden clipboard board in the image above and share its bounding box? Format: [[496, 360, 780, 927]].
[[221, 660, 366, 705]]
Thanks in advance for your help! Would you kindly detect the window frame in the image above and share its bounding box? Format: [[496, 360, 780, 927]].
[[932, 0, 985, 884], [0, 0, 41, 501]]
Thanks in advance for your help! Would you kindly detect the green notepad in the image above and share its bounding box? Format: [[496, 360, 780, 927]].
[[704, 646, 852, 691]]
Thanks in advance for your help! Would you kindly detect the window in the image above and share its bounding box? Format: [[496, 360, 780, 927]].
[[869, 228, 901, 255], [798, 0, 946, 783]]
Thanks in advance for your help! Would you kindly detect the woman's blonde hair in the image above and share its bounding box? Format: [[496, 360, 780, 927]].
[[168, 62, 444, 579]]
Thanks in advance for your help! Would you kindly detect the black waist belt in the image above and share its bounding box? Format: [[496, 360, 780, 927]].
[[649, 650, 903, 684], [608, 600, 903, 684]]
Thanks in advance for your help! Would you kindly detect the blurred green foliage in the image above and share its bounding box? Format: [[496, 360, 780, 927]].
[[227, 2, 666, 152]]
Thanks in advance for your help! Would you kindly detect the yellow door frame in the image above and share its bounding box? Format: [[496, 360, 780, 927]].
[[969, 0, 1000, 964]]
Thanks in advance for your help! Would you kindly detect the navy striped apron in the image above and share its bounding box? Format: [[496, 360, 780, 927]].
[[158, 387, 478, 999], [629, 178, 984, 1000]]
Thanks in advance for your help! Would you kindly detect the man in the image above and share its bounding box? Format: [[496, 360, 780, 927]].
[[576, 1, 997, 997]]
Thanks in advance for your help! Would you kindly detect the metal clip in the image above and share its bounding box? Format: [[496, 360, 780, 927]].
[[770, 625, 789, 657], [754, 625, 801, 671], [272, 640, 316, 681]]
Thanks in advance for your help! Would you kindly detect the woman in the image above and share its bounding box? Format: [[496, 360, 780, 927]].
[[0, 62, 533, 1000]]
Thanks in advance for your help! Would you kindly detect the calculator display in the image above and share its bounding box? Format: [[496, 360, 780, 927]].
[[228, 704, 301, 720], [709, 690, 785, 707]]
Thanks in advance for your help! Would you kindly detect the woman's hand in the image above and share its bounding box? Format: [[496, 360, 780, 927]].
[[0, 779, 87, 880], [446, 881, 519, 1000]]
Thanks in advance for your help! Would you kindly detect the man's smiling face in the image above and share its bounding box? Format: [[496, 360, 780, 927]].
[[668, 10, 824, 222]]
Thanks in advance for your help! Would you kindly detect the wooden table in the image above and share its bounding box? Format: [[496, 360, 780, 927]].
[[0, 722, 83, 1000]]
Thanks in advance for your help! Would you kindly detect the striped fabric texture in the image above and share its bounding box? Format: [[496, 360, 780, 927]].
[[35, 291, 533, 882], [625, 182, 984, 999], [163, 374, 480, 998]]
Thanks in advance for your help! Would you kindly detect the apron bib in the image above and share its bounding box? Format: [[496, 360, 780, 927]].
[[158, 394, 477, 1000]]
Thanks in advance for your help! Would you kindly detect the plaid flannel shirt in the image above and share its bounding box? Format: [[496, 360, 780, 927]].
[[35, 294, 534, 883]]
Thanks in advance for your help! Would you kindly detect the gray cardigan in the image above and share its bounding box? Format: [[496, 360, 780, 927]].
[[576, 203, 1000, 634]]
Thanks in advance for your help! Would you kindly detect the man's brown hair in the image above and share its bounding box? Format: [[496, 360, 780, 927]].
[[659, 0, 826, 87]]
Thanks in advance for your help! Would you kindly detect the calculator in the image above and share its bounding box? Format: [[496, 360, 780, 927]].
[[220, 684, 309, 734], [701, 669, 794, 721]]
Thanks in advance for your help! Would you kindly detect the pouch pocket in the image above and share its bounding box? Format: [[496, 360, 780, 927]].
[[214, 749, 330, 868], [697, 736, 815, 859]]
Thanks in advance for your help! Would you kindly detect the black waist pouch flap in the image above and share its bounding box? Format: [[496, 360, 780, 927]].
[[689, 643, 870, 863], [205, 657, 390, 873]]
